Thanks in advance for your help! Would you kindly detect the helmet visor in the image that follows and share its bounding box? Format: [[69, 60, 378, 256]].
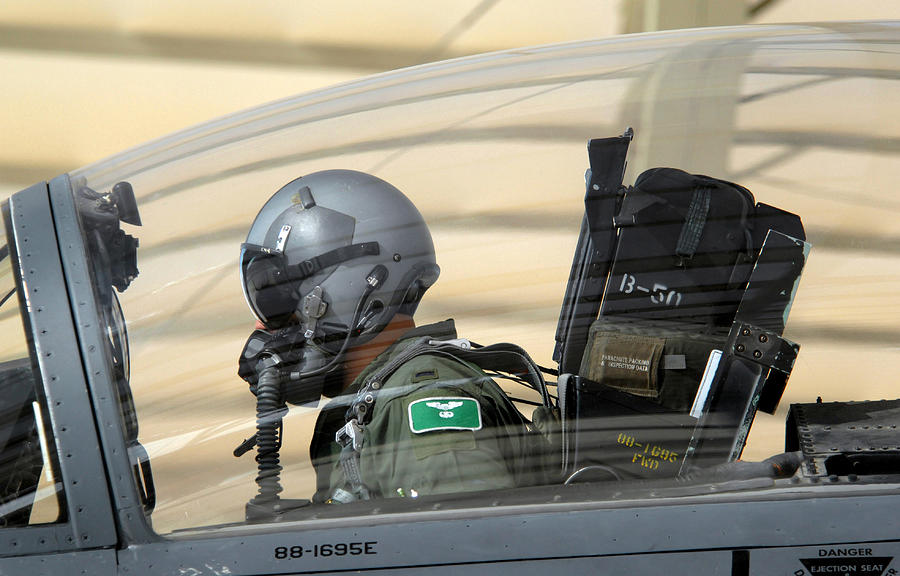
[[239, 243, 300, 329]]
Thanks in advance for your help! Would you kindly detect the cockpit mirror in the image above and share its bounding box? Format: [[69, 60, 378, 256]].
[[73, 180, 141, 295]]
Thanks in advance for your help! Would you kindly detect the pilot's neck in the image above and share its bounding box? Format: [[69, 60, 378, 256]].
[[341, 314, 415, 392]]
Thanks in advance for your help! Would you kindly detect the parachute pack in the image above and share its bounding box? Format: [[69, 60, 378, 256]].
[[555, 131, 809, 480]]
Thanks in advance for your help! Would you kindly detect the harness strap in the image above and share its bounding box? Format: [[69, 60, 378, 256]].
[[337, 443, 371, 501]]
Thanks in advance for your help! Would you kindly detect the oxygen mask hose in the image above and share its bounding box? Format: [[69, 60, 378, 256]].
[[247, 357, 287, 519]]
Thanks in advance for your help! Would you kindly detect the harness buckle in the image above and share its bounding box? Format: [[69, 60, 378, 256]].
[[430, 338, 472, 350], [336, 418, 364, 451]]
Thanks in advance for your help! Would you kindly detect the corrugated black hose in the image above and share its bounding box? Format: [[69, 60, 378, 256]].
[[249, 358, 286, 510]]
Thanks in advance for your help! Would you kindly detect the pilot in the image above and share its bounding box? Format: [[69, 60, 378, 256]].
[[239, 169, 542, 504]]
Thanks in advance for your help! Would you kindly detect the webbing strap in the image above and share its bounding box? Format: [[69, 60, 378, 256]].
[[338, 444, 371, 501], [676, 187, 711, 260], [292, 241, 379, 281]]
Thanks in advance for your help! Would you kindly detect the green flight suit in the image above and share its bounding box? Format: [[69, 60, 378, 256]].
[[309, 319, 542, 503]]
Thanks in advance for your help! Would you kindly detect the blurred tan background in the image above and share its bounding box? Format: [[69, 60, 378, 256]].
[[5, 1, 899, 532], [1, 0, 896, 199]]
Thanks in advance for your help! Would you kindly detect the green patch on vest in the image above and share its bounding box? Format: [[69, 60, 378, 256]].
[[408, 397, 482, 434]]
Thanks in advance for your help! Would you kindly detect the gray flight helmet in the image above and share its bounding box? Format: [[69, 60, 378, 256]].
[[241, 169, 439, 349]]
